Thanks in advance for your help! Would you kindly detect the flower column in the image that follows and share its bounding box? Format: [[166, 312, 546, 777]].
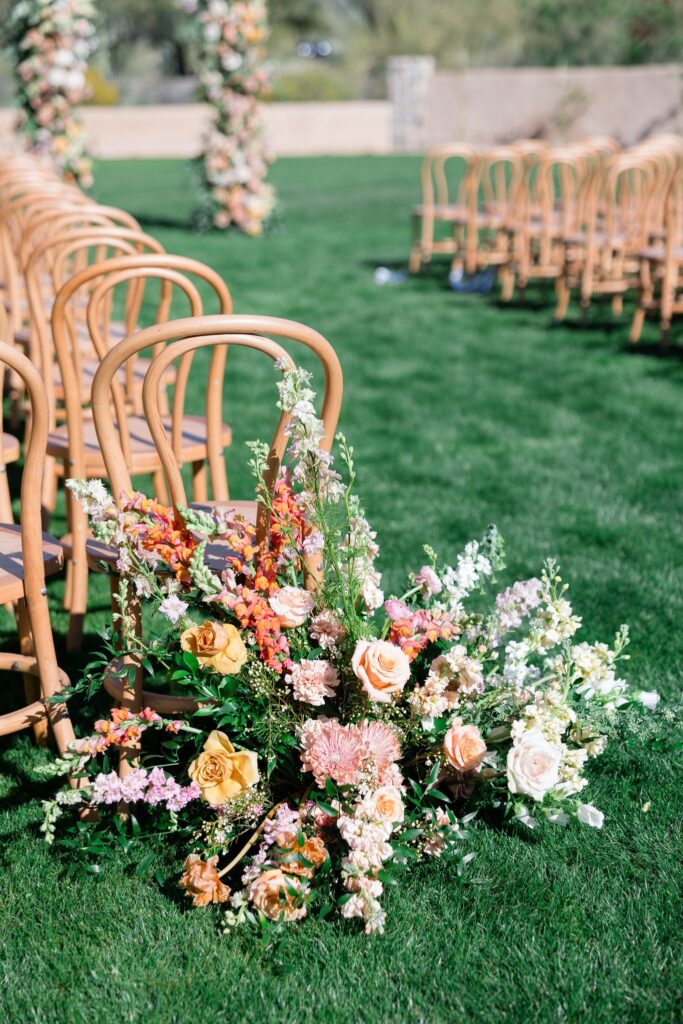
[[183, 0, 275, 235], [7, 0, 97, 187]]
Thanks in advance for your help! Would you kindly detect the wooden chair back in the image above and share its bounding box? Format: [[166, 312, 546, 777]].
[[25, 227, 165, 414], [52, 255, 233, 488], [91, 314, 343, 548]]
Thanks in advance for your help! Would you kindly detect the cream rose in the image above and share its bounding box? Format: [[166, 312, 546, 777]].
[[268, 586, 315, 628], [180, 620, 247, 676], [188, 730, 259, 806], [352, 639, 410, 703], [443, 719, 487, 772], [506, 728, 562, 802], [368, 786, 405, 825]]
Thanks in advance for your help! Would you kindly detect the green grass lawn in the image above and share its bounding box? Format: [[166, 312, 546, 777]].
[[1, 156, 682, 1024]]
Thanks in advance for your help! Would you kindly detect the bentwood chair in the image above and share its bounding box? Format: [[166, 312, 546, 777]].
[[51, 256, 234, 648], [88, 314, 343, 774], [409, 143, 479, 274], [0, 341, 75, 753], [631, 166, 683, 344]]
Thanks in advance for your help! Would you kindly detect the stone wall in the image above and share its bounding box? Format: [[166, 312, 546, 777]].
[[426, 64, 683, 149]]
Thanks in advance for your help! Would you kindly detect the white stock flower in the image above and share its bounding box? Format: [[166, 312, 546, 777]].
[[577, 804, 604, 829]]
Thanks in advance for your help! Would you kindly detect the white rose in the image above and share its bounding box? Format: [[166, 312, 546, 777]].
[[637, 690, 660, 710], [506, 728, 562, 802], [268, 586, 315, 628], [577, 803, 604, 828]]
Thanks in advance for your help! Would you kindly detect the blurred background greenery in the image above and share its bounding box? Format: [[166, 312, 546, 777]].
[[0, 0, 681, 106]]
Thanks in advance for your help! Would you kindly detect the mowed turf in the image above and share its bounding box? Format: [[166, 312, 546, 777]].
[[0, 156, 681, 1024]]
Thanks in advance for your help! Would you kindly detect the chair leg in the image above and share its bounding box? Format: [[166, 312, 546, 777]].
[[65, 496, 88, 652], [16, 598, 49, 746], [500, 265, 515, 302], [630, 305, 646, 344], [408, 243, 422, 275], [555, 276, 570, 321], [191, 459, 208, 503], [611, 294, 623, 317], [111, 578, 143, 792]]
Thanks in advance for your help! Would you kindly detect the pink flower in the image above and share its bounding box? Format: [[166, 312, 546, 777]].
[[384, 599, 412, 622], [268, 586, 315, 628], [415, 565, 442, 597], [286, 660, 340, 706], [352, 639, 410, 703], [300, 719, 370, 787], [358, 720, 401, 772], [309, 610, 346, 650]]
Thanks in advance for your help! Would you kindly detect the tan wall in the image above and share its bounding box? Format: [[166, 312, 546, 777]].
[[427, 64, 683, 148], [0, 101, 393, 159]]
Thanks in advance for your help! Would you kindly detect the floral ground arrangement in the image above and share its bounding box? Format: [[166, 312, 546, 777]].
[[44, 364, 662, 937], [7, 0, 97, 186]]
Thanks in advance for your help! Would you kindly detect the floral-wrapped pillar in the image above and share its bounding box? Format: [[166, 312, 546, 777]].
[[183, 0, 275, 235], [7, 0, 97, 187]]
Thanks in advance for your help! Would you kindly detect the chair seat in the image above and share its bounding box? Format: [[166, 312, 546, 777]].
[[0, 523, 63, 603], [47, 414, 232, 473], [2, 432, 20, 464], [412, 203, 471, 223]]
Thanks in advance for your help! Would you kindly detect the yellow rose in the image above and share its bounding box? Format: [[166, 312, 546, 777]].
[[189, 730, 259, 806], [180, 620, 247, 675]]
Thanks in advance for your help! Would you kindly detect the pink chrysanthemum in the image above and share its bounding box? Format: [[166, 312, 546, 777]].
[[358, 720, 401, 769], [300, 719, 370, 787]]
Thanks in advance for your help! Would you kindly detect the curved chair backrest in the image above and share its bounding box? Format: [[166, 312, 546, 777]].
[[19, 203, 141, 271], [91, 314, 343, 547], [25, 227, 165, 413], [475, 146, 524, 220], [536, 148, 591, 236], [0, 340, 75, 752], [420, 143, 479, 210], [53, 255, 233, 484], [599, 155, 657, 249]]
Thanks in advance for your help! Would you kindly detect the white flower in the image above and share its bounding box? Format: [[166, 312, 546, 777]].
[[158, 594, 189, 625], [637, 690, 660, 710], [507, 727, 562, 802], [514, 804, 537, 829], [577, 804, 604, 829]]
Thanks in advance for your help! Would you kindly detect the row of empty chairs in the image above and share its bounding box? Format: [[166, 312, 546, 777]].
[[0, 152, 342, 775], [410, 134, 683, 343]]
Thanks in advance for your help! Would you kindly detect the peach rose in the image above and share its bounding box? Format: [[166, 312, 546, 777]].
[[179, 854, 230, 907], [180, 620, 247, 676], [188, 730, 259, 806], [352, 639, 411, 703], [443, 718, 487, 772], [249, 868, 308, 921], [272, 829, 328, 878], [368, 786, 405, 824], [268, 586, 315, 628]]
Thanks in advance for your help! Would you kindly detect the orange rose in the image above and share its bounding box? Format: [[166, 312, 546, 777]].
[[189, 730, 259, 806], [179, 854, 230, 907], [352, 639, 410, 703], [249, 868, 308, 921], [443, 718, 487, 772], [272, 828, 328, 878], [180, 620, 247, 675]]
